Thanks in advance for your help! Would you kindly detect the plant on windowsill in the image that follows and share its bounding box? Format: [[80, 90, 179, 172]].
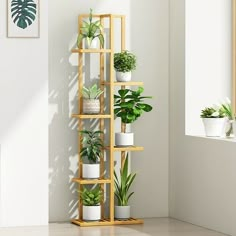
[[80, 130, 104, 179], [221, 98, 235, 138], [77, 9, 104, 49], [80, 186, 102, 221], [200, 106, 226, 137], [114, 154, 136, 219], [114, 51, 136, 82], [114, 87, 152, 146], [82, 84, 104, 114]]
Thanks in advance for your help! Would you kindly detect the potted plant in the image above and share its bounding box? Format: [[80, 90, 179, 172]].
[[77, 9, 104, 49], [82, 84, 103, 114], [80, 130, 103, 179], [80, 186, 102, 221], [201, 106, 227, 137], [114, 51, 136, 82], [114, 154, 136, 219], [221, 98, 235, 137], [114, 87, 152, 146]]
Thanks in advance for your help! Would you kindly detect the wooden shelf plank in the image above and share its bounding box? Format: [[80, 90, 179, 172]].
[[71, 219, 112, 227], [105, 146, 144, 152], [72, 178, 111, 184], [102, 81, 144, 86], [72, 49, 112, 53], [71, 218, 143, 227], [114, 218, 144, 225], [72, 114, 111, 119]]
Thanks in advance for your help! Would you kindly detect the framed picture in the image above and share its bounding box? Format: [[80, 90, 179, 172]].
[[7, 0, 40, 38]]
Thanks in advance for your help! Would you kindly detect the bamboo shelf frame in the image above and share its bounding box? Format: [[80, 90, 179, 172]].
[[71, 13, 144, 227]]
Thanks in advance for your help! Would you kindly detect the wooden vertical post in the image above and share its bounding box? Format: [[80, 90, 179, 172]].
[[78, 15, 84, 221], [109, 14, 115, 222], [99, 16, 105, 219]]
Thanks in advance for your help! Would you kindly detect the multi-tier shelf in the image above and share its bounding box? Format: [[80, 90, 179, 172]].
[[71, 13, 144, 227]]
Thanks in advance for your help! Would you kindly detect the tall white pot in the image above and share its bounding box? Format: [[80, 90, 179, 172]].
[[82, 164, 100, 179], [115, 132, 134, 146], [83, 205, 101, 221], [115, 206, 130, 219], [202, 118, 226, 137], [116, 71, 131, 82]]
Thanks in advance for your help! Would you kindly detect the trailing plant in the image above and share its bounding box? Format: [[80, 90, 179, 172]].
[[82, 84, 103, 99], [114, 154, 136, 206], [114, 87, 153, 127], [200, 107, 225, 118], [80, 130, 104, 164], [11, 0, 37, 29], [114, 51, 136, 72], [77, 8, 104, 48], [80, 187, 102, 206]]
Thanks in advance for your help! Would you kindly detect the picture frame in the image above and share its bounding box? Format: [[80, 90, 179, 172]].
[[7, 0, 40, 38]]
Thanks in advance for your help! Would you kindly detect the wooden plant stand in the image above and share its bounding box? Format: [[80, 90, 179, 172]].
[[71, 13, 144, 227]]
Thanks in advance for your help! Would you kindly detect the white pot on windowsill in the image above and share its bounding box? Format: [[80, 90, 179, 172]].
[[202, 118, 226, 137], [82, 163, 100, 179], [115, 206, 130, 220], [115, 132, 134, 146], [83, 205, 101, 221], [116, 71, 132, 82]]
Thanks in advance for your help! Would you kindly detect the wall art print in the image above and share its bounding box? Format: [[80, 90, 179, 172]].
[[7, 0, 39, 38]]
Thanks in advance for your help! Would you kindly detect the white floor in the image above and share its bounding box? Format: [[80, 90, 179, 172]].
[[0, 218, 227, 236]]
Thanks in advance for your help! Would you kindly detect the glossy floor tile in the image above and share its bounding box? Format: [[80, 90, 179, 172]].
[[0, 218, 227, 236]]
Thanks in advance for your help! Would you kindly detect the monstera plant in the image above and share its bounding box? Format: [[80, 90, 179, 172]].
[[11, 0, 37, 29]]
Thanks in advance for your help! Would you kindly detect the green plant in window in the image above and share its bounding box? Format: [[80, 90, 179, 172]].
[[200, 107, 225, 118]]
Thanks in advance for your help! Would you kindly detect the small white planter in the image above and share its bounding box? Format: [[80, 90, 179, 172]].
[[85, 38, 98, 49], [82, 164, 100, 179], [116, 71, 131, 82], [115, 206, 130, 220], [83, 205, 101, 221], [202, 118, 226, 137], [115, 132, 134, 146], [83, 99, 100, 114]]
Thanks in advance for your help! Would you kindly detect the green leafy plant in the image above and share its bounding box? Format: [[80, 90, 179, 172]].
[[114, 51, 136, 72], [80, 130, 104, 164], [77, 9, 104, 48], [80, 187, 102, 206], [82, 84, 104, 99], [114, 87, 153, 125], [11, 0, 37, 29], [200, 107, 225, 118], [114, 154, 136, 206], [221, 98, 234, 120]]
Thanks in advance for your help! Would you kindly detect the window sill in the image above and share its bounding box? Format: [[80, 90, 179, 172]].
[[186, 134, 236, 143]]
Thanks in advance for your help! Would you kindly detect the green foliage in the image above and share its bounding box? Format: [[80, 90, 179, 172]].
[[82, 84, 103, 99], [221, 100, 234, 120], [80, 130, 104, 164], [114, 154, 136, 206], [11, 0, 37, 29], [114, 87, 153, 124], [114, 51, 136, 72], [200, 107, 225, 118], [80, 187, 102, 206], [77, 9, 104, 48]]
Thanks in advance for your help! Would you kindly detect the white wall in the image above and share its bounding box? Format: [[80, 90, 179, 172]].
[[0, 0, 48, 227], [170, 0, 236, 235], [49, 0, 169, 221], [186, 0, 232, 135]]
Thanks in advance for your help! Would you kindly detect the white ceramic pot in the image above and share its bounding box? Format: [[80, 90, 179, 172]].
[[202, 118, 226, 137], [115, 132, 134, 146], [83, 205, 101, 221], [82, 164, 100, 179], [85, 38, 98, 49], [116, 71, 131, 82], [115, 206, 130, 219], [233, 121, 236, 138], [83, 99, 100, 114]]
